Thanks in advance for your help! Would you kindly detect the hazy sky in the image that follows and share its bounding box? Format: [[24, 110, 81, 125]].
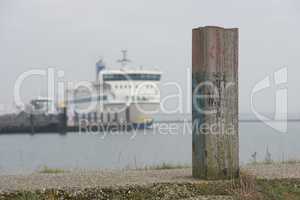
[[0, 0, 299, 115]]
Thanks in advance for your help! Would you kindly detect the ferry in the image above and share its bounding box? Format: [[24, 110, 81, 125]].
[[66, 50, 162, 129]]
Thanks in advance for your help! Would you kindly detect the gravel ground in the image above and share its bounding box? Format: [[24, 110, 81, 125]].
[[1, 163, 300, 192], [0, 168, 196, 192], [183, 196, 233, 200], [0, 163, 300, 199]]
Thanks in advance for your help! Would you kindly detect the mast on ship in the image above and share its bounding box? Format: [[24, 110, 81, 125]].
[[117, 50, 131, 67]]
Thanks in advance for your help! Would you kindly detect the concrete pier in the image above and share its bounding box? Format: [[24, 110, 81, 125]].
[[192, 26, 239, 180]]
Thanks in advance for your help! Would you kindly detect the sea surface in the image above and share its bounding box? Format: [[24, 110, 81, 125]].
[[0, 121, 299, 175]]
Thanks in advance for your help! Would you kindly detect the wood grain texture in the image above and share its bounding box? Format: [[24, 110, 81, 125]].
[[192, 26, 239, 180]]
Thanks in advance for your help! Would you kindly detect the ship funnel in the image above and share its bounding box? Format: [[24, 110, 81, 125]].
[[96, 59, 106, 81]]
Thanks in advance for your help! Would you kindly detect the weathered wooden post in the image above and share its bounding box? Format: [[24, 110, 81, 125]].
[[192, 26, 239, 180]]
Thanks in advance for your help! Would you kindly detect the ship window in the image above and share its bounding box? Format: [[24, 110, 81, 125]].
[[74, 112, 79, 122], [88, 113, 92, 122], [107, 112, 111, 122], [100, 113, 103, 122], [114, 113, 118, 121], [69, 95, 107, 104], [94, 112, 97, 122], [103, 74, 161, 81]]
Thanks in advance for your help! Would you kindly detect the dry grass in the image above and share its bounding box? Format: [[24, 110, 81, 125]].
[[38, 166, 66, 174], [139, 162, 190, 170], [228, 172, 262, 200]]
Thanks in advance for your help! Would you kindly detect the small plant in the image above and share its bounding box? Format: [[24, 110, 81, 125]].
[[15, 191, 39, 200], [38, 165, 66, 174], [264, 147, 273, 164], [45, 189, 60, 200], [228, 172, 262, 200], [250, 152, 257, 164]]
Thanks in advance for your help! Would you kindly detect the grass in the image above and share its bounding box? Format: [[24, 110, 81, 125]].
[[227, 170, 300, 200], [281, 159, 300, 164], [14, 191, 39, 200], [257, 179, 300, 200], [38, 165, 67, 174], [139, 162, 190, 170], [249, 159, 300, 166]]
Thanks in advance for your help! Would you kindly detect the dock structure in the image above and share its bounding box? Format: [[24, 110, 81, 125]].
[[192, 26, 239, 180]]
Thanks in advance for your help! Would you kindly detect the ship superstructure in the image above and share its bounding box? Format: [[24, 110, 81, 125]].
[[66, 50, 162, 128]]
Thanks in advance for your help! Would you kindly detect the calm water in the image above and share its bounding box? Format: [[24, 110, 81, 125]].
[[0, 121, 299, 174]]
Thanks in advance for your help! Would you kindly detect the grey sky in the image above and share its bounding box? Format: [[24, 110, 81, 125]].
[[0, 0, 299, 114]]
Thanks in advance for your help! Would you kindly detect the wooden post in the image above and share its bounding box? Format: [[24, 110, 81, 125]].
[[192, 26, 239, 180]]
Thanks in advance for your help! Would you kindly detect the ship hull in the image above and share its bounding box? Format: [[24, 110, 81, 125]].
[[66, 101, 159, 130]]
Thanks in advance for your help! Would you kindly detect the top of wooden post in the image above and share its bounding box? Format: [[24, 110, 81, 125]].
[[193, 26, 238, 31]]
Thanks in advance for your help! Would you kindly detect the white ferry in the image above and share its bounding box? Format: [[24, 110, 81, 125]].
[[66, 50, 162, 128]]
